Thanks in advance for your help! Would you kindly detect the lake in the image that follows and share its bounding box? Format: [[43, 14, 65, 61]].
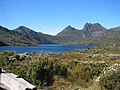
[[0, 44, 92, 54]]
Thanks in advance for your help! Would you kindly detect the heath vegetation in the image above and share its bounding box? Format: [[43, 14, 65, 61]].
[[0, 45, 120, 90]]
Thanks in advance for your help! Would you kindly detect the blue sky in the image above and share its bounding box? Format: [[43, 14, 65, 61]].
[[0, 0, 120, 35]]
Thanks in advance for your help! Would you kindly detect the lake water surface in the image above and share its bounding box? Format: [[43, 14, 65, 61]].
[[0, 44, 92, 54]]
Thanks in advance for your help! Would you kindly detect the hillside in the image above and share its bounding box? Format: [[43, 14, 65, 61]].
[[56, 23, 107, 44], [0, 23, 120, 90], [0, 23, 120, 46], [81, 26, 120, 45], [0, 26, 34, 46], [0, 26, 54, 46], [55, 25, 84, 43], [13, 26, 53, 44]]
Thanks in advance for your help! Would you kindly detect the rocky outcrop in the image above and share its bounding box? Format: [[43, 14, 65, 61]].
[[0, 69, 36, 90]]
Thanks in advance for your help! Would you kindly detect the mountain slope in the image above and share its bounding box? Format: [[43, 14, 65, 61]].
[[0, 23, 120, 46], [80, 26, 120, 45], [55, 25, 84, 43], [0, 26, 54, 46], [13, 26, 52, 44], [0, 26, 36, 46], [55, 23, 107, 44], [82, 23, 107, 38]]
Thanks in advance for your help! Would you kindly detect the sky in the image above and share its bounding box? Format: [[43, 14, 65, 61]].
[[0, 0, 120, 35]]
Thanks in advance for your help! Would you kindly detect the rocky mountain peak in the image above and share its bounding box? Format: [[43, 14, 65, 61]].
[[16, 26, 31, 31], [56, 25, 77, 36], [84, 23, 93, 27], [83, 23, 106, 31], [93, 23, 102, 26], [14, 26, 36, 35], [64, 25, 74, 30], [83, 23, 94, 31]]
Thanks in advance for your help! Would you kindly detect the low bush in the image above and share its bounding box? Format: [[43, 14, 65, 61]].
[[69, 62, 106, 87], [99, 68, 120, 90], [36, 59, 68, 87]]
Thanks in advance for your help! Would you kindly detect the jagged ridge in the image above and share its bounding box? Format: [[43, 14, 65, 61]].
[[0, 23, 120, 46]]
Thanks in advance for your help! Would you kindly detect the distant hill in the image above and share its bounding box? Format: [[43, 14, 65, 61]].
[[0, 23, 120, 46]]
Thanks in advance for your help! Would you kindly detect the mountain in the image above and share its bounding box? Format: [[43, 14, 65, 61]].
[[13, 26, 53, 44], [83, 23, 107, 32], [55, 23, 107, 44], [55, 25, 84, 43], [80, 26, 120, 45], [0, 23, 120, 46], [0, 26, 54, 46], [82, 23, 107, 37], [56, 25, 80, 36], [0, 26, 36, 46]]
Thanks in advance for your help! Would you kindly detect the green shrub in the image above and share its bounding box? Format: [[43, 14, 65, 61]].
[[70, 62, 106, 87], [36, 59, 68, 87], [99, 69, 120, 90], [36, 59, 54, 87], [0, 51, 14, 67]]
